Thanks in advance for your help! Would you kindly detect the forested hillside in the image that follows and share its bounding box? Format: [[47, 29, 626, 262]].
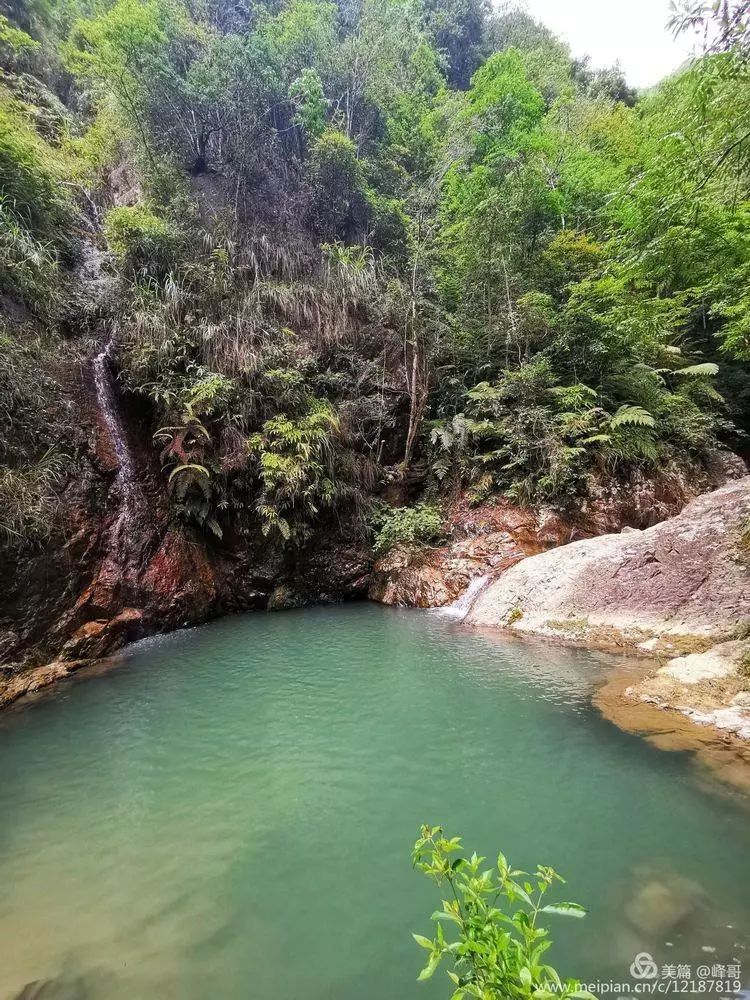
[[1, 0, 749, 667]]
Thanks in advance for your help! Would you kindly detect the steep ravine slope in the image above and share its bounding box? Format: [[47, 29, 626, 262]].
[[0, 232, 383, 704], [1, 227, 745, 711], [1, 233, 745, 710]]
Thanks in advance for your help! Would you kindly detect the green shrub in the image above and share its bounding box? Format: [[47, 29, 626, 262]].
[[412, 825, 591, 1000], [0, 15, 39, 59], [104, 204, 183, 280], [0, 101, 72, 314], [64, 101, 124, 185], [365, 189, 410, 257], [290, 67, 328, 140], [0, 203, 63, 317], [371, 502, 445, 555], [0, 447, 68, 550], [0, 104, 68, 237], [310, 129, 367, 236], [311, 128, 358, 175]]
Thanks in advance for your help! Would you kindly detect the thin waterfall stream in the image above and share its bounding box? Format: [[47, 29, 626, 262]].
[[85, 244, 145, 544], [433, 573, 493, 620], [93, 340, 141, 499]]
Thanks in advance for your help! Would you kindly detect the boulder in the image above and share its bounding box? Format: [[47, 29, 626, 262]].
[[465, 478, 750, 741], [466, 478, 750, 647]]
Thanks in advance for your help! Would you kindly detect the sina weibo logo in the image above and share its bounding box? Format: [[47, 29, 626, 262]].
[[630, 952, 659, 980]]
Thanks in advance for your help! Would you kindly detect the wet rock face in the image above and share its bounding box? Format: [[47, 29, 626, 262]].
[[466, 477, 750, 644], [0, 459, 222, 675], [367, 546, 461, 608], [2, 468, 370, 652], [0, 496, 371, 706]]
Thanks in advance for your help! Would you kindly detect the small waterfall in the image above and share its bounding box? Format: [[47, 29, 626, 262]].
[[93, 335, 144, 538], [93, 338, 137, 487], [434, 573, 492, 621], [84, 243, 144, 540]]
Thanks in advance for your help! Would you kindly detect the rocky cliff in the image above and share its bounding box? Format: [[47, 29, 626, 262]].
[[0, 319, 374, 706]]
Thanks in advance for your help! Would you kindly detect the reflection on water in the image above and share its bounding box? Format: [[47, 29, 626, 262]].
[[0, 604, 748, 999]]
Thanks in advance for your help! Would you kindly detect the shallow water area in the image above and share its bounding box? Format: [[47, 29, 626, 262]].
[[0, 604, 748, 999]]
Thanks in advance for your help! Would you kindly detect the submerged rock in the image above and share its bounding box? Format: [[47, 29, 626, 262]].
[[624, 871, 707, 937], [631, 640, 750, 740], [0, 660, 91, 709], [13, 982, 88, 1000], [602, 866, 747, 974]]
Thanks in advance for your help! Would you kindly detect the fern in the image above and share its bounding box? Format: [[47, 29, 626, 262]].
[[675, 363, 719, 377], [248, 398, 342, 544], [609, 405, 656, 429], [206, 517, 223, 539], [167, 462, 210, 482]]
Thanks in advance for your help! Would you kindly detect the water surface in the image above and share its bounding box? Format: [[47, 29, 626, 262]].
[[1, 604, 748, 998]]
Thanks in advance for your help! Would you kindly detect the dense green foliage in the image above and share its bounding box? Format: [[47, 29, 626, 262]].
[[1, 0, 749, 550], [0, 98, 74, 316], [412, 825, 591, 999], [371, 501, 444, 554], [426, 35, 749, 500]]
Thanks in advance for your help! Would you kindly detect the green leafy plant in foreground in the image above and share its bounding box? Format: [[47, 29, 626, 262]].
[[412, 825, 593, 1000]]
